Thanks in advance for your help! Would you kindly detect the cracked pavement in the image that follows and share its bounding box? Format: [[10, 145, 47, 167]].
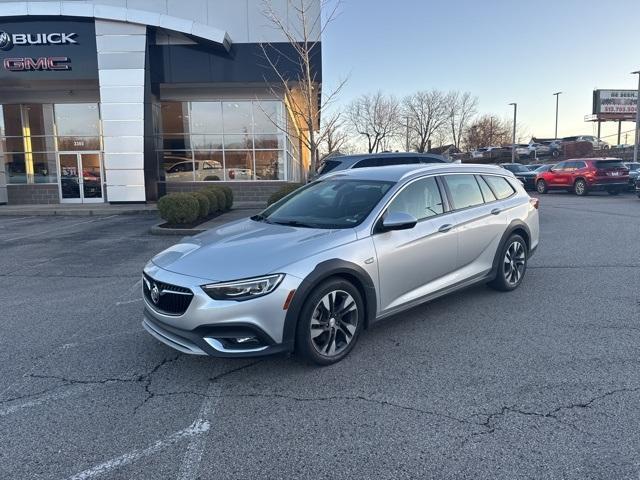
[[1, 192, 639, 479]]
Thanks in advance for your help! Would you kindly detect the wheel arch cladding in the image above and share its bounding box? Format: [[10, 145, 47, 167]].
[[490, 220, 532, 278], [282, 259, 377, 348]]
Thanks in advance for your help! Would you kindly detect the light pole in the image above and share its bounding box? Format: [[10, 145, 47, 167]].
[[632, 71, 640, 163], [553, 92, 562, 139], [509, 102, 517, 163]]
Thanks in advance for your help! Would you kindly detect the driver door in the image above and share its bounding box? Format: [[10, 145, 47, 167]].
[[373, 176, 458, 314]]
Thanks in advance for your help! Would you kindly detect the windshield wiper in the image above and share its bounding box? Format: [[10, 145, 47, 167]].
[[270, 219, 319, 228], [250, 214, 272, 224]]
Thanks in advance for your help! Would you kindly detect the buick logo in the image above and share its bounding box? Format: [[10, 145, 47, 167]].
[[150, 284, 161, 304], [0, 31, 12, 51]]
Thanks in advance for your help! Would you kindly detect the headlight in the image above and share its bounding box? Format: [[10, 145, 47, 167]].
[[201, 274, 284, 301]]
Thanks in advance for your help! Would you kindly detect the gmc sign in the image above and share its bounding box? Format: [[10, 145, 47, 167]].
[[3, 56, 71, 71]]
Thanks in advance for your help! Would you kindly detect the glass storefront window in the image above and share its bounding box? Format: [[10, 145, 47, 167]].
[[254, 134, 283, 150], [161, 134, 191, 150], [255, 150, 285, 180], [161, 102, 189, 135], [57, 137, 101, 151], [253, 101, 282, 133], [3, 153, 27, 184], [54, 104, 100, 137], [190, 102, 223, 134], [224, 151, 254, 180], [193, 151, 224, 181], [222, 102, 252, 134], [223, 134, 253, 150], [2, 105, 23, 137], [159, 151, 194, 182], [32, 152, 57, 184], [191, 135, 223, 150]]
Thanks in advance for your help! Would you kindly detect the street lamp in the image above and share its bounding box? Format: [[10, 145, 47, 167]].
[[509, 102, 517, 163], [632, 71, 640, 163], [553, 92, 562, 139]]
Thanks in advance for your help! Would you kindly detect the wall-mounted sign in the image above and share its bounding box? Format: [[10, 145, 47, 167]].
[[0, 18, 97, 81], [592, 89, 638, 120]]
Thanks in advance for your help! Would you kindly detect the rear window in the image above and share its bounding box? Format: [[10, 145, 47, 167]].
[[317, 160, 341, 175], [595, 160, 626, 169], [483, 175, 516, 200]]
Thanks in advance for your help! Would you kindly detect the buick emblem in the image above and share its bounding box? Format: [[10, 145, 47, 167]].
[[0, 31, 12, 51], [150, 284, 161, 304]]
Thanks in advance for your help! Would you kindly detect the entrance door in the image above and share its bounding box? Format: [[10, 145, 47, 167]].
[[58, 153, 104, 203]]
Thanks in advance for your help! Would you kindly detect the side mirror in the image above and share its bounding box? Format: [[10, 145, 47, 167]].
[[380, 212, 418, 232]]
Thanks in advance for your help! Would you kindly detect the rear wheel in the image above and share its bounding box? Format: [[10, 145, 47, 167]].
[[574, 179, 588, 196], [488, 234, 528, 292], [296, 278, 364, 366], [536, 179, 548, 194]]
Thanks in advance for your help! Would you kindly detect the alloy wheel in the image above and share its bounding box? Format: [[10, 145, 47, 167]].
[[503, 241, 526, 286], [310, 290, 359, 357], [536, 180, 546, 194], [575, 180, 586, 196]]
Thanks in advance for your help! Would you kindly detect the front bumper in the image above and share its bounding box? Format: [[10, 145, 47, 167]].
[[141, 263, 303, 357]]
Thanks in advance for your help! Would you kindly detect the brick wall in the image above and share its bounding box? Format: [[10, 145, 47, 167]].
[[164, 181, 298, 203], [7, 184, 60, 205]]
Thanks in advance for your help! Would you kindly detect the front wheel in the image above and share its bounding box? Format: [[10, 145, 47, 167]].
[[574, 179, 588, 196], [295, 278, 364, 366], [536, 179, 548, 194], [488, 234, 528, 292]]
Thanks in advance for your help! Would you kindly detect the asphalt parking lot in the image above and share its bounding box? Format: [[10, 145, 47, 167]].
[[1, 191, 639, 480]]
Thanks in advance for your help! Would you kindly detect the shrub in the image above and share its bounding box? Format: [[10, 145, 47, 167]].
[[218, 185, 234, 210], [206, 187, 227, 212], [157, 193, 199, 225], [199, 189, 219, 215], [268, 183, 304, 206], [190, 192, 210, 218]]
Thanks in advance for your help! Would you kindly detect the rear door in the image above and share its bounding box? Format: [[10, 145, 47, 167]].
[[443, 174, 509, 278], [373, 175, 458, 313]]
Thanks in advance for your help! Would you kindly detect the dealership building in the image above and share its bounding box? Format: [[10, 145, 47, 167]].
[[0, 0, 321, 205]]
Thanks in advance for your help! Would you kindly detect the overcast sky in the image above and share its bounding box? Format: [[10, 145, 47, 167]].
[[322, 0, 640, 143]]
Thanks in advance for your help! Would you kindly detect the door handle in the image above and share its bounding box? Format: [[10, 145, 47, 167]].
[[438, 224, 454, 233], [491, 208, 502, 215]]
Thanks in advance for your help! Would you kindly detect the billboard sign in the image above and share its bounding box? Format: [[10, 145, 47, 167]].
[[593, 89, 637, 118]]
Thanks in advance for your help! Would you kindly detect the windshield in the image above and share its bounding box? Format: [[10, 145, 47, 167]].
[[256, 179, 394, 229], [502, 164, 530, 173]]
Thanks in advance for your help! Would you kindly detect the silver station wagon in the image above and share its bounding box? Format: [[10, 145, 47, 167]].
[[142, 164, 540, 365]]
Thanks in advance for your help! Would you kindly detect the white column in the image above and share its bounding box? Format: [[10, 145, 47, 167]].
[[0, 159, 6, 204], [96, 19, 147, 202]]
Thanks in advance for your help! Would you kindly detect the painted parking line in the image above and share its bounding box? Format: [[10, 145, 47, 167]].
[[0, 384, 95, 418], [65, 420, 211, 480], [177, 384, 220, 480], [1, 215, 119, 242]]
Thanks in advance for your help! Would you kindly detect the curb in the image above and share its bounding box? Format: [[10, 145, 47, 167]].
[[149, 223, 206, 236]]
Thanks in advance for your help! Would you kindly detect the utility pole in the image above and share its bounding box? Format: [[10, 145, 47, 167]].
[[509, 102, 517, 163], [632, 71, 640, 163], [553, 92, 562, 139]]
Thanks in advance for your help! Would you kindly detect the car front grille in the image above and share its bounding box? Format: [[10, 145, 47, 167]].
[[143, 273, 194, 316]]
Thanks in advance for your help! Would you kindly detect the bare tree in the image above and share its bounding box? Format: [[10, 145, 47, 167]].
[[448, 91, 478, 150], [402, 90, 449, 153], [261, 0, 347, 175], [463, 114, 511, 151], [346, 91, 401, 153], [320, 110, 349, 156]]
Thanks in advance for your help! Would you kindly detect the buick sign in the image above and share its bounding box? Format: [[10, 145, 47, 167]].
[[0, 31, 78, 51], [0, 31, 12, 51]]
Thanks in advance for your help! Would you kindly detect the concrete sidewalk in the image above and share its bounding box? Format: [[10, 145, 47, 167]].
[[0, 203, 158, 216]]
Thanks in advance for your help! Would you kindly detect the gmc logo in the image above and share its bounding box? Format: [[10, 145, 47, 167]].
[[3, 57, 71, 71]]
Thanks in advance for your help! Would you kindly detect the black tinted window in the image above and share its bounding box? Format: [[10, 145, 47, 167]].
[[353, 158, 380, 168], [317, 160, 341, 174], [476, 175, 497, 202], [483, 175, 515, 200], [595, 160, 626, 169], [387, 176, 444, 220], [444, 175, 485, 209]]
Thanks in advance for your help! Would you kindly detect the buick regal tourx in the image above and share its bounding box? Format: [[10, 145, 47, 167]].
[[143, 164, 540, 365]]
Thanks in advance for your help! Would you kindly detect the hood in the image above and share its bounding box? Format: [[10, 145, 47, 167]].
[[151, 218, 357, 282], [515, 171, 536, 177]]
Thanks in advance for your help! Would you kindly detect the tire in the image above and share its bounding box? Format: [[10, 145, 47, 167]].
[[536, 179, 548, 194], [574, 179, 588, 196], [295, 278, 364, 366], [552, 150, 560, 158], [488, 234, 528, 292]]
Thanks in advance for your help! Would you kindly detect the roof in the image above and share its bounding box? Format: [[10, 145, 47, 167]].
[[322, 163, 508, 183]]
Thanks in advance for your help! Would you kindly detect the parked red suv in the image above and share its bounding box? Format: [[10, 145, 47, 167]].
[[535, 158, 629, 196]]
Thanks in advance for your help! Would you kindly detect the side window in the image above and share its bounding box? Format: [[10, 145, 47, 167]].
[[387, 176, 444, 221], [483, 175, 516, 200], [476, 175, 497, 202], [443, 175, 485, 210], [553, 161, 566, 171], [564, 161, 578, 171], [352, 158, 380, 169], [574, 161, 586, 169], [379, 157, 421, 166]]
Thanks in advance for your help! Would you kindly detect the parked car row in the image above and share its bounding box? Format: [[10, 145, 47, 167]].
[[472, 136, 610, 161]]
